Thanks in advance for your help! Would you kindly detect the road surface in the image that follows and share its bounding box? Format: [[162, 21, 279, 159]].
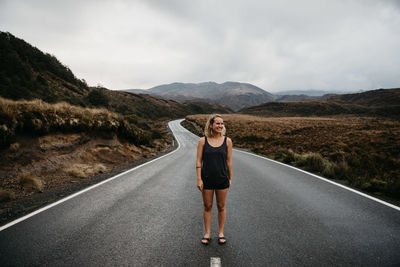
[[1, 119, 399, 266]]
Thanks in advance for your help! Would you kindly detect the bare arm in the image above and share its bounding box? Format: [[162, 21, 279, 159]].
[[227, 137, 233, 185], [196, 137, 205, 191]]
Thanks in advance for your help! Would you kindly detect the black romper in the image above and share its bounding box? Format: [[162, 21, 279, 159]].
[[201, 136, 230, 189]]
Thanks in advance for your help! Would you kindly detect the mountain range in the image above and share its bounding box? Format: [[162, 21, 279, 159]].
[[126, 82, 275, 111], [124, 83, 370, 111]]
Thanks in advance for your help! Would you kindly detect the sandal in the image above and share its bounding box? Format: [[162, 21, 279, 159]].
[[201, 237, 211, 245], [218, 236, 227, 245]]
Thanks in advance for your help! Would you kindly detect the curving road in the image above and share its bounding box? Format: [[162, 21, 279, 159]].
[[1, 119, 399, 266]]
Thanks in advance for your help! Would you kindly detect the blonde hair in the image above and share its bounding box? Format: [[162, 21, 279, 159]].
[[204, 114, 226, 137]]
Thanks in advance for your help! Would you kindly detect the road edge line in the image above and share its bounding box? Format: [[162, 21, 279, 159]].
[[0, 120, 182, 232], [234, 149, 400, 211]]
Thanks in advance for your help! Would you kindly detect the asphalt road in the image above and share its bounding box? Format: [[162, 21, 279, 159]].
[[1, 119, 399, 266]]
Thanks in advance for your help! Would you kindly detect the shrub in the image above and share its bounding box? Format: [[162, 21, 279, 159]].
[[293, 153, 308, 167], [370, 178, 388, 192], [333, 161, 350, 180], [322, 163, 336, 178], [87, 89, 109, 107], [283, 149, 296, 164], [303, 153, 326, 173], [124, 114, 138, 124]]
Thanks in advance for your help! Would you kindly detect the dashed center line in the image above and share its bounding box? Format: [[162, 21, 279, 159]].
[[210, 257, 221, 267]]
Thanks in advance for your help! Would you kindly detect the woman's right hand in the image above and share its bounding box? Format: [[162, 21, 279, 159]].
[[197, 179, 203, 192]]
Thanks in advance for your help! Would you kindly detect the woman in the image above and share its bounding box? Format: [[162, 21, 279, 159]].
[[196, 114, 233, 245]]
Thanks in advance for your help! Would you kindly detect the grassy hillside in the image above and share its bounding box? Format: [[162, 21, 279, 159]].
[[0, 31, 89, 105], [183, 114, 400, 200], [327, 88, 400, 106], [240, 88, 400, 118]]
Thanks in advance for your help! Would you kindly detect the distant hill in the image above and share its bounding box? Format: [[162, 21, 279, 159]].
[[125, 84, 373, 110], [125, 81, 275, 111], [274, 90, 330, 96], [100, 88, 233, 119], [0, 31, 232, 120], [274, 94, 324, 102], [274, 89, 366, 96], [326, 88, 400, 107], [240, 88, 400, 118]]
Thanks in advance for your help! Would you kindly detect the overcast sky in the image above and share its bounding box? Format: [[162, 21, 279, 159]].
[[1, 0, 400, 92]]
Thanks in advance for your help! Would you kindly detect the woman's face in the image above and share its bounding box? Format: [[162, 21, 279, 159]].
[[210, 117, 224, 136]]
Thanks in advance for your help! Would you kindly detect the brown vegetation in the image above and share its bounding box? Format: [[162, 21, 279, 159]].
[[18, 173, 44, 192], [0, 96, 157, 148], [65, 163, 107, 179], [240, 88, 400, 119], [184, 114, 400, 199]]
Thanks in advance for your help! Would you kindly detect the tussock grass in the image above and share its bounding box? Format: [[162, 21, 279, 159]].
[[185, 114, 400, 199], [275, 150, 332, 174], [18, 173, 43, 192], [65, 163, 107, 179], [0, 97, 152, 147]]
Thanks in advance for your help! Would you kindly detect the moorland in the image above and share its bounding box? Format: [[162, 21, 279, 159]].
[[183, 113, 400, 201]]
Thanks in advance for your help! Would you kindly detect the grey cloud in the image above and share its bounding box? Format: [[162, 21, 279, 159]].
[[1, 0, 399, 91]]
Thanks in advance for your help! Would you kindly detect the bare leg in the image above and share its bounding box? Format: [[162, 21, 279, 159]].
[[202, 189, 214, 243], [216, 188, 229, 242]]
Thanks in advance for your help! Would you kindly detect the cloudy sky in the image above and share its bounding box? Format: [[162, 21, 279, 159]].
[[1, 0, 399, 92]]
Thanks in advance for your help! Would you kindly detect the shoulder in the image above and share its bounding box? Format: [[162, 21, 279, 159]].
[[226, 136, 232, 146], [198, 137, 205, 145]]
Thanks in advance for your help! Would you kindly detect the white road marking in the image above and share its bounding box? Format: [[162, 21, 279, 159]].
[[0, 121, 182, 232], [210, 257, 221, 267], [235, 149, 400, 212]]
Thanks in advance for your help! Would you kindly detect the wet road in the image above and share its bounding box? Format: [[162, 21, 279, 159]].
[[1, 119, 399, 266]]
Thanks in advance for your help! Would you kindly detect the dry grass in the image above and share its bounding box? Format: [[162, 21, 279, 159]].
[[18, 173, 43, 192], [185, 114, 400, 199], [65, 163, 107, 179], [0, 96, 154, 147]]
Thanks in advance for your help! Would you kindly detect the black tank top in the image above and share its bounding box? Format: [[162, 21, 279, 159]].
[[201, 136, 228, 179]]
